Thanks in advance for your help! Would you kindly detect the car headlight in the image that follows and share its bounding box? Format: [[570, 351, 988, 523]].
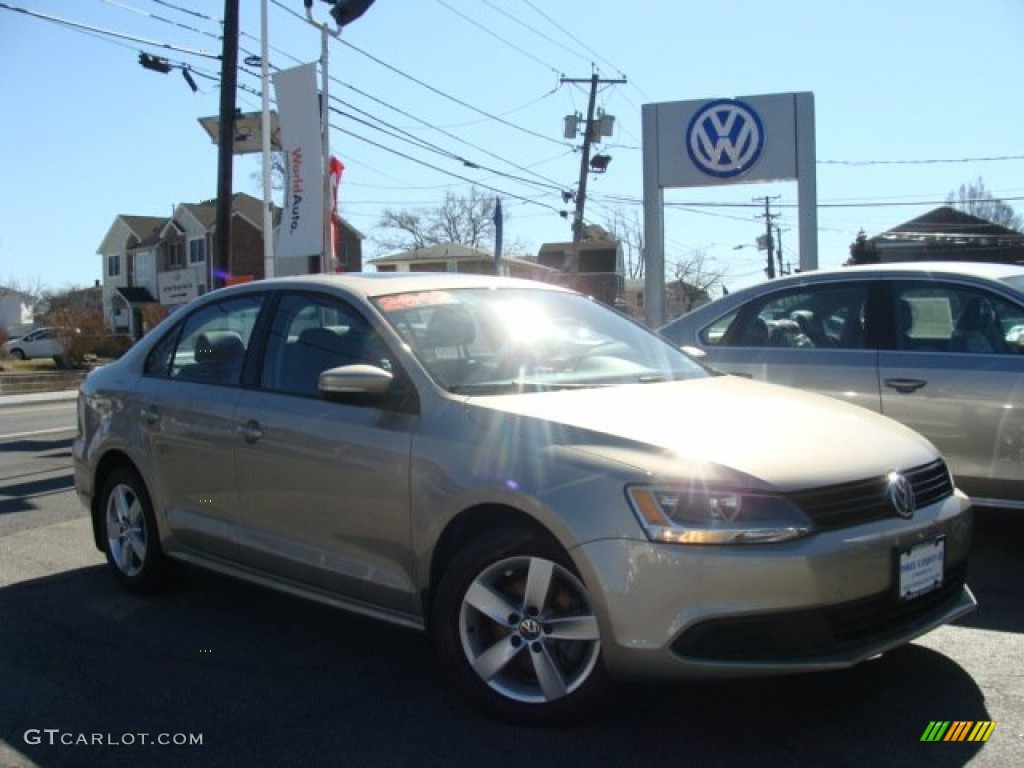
[[626, 486, 812, 544]]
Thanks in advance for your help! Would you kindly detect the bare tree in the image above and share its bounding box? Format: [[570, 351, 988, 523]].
[[668, 248, 726, 315], [601, 208, 727, 305], [947, 177, 1023, 231], [375, 187, 497, 253], [249, 152, 286, 193], [602, 207, 644, 279]]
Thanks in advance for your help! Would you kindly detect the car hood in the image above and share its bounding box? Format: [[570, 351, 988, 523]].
[[464, 375, 939, 491]]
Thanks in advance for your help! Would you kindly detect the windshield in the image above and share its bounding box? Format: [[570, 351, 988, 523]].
[[372, 287, 709, 393]]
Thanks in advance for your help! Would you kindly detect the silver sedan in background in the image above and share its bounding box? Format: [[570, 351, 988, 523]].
[[74, 273, 974, 723], [662, 261, 1024, 511]]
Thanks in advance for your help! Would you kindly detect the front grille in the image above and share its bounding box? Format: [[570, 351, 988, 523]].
[[788, 460, 953, 531], [672, 562, 968, 661]]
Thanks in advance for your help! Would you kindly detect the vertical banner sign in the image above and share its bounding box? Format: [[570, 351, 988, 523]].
[[273, 63, 324, 267], [329, 156, 345, 272], [493, 196, 504, 276]]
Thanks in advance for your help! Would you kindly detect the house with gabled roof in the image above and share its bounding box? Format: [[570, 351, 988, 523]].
[[850, 206, 1024, 265], [0, 286, 36, 338], [96, 193, 364, 336], [371, 243, 553, 280]]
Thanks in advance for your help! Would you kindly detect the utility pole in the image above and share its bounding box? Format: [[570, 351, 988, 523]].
[[214, 0, 240, 291], [755, 195, 780, 279], [561, 74, 626, 245], [775, 224, 787, 277]]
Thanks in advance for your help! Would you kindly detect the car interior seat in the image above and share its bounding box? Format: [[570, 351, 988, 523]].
[[951, 297, 1005, 354], [182, 330, 245, 384], [736, 316, 769, 347], [283, 326, 369, 396], [419, 305, 477, 387]]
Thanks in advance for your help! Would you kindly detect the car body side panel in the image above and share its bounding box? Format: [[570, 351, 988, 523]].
[[879, 350, 1024, 502], [136, 377, 242, 561], [231, 389, 418, 615]]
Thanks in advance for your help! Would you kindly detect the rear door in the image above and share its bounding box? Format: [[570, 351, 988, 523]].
[[696, 279, 881, 412], [877, 278, 1024, 504], [136, 293, 265, 559]]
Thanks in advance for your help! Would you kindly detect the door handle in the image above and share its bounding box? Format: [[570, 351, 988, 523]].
[[140, 406, 160, 426], [236, 420, 264, 443], [883, 378, 927, 394]]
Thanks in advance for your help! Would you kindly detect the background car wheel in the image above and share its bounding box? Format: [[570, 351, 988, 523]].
[[100, 467, 175, 593], [10, 349, 25, 360], [432, 528, 609, 723]]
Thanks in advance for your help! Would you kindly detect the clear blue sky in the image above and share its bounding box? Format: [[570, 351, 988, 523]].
[[1, 0, 1022, 295]]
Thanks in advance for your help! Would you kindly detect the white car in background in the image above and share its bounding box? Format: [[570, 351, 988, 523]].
[[1, 327, 66, 360]]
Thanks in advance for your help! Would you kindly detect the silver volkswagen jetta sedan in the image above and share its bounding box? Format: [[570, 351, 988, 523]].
[[74, 273, 975, 723]]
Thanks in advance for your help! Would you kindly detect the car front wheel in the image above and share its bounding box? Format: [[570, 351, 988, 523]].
[[100, 467, 174, 592], [10, 349, 25, 360], [432, 529, 609, 723]]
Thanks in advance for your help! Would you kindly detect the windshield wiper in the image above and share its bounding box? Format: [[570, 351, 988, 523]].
[[448, 381, 600, 395]]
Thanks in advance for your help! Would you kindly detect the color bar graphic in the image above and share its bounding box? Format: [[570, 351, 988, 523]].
[[920, 721, 996, 742]]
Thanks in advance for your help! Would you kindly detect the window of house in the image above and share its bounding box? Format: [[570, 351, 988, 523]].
[[107, 253, 121, 277], [135, 252, 153, 285], [168, 243, 183, 269], [189, 238, 205, 264]]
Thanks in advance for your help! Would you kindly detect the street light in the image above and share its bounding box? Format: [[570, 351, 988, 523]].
[[301, 0, 376, 272]]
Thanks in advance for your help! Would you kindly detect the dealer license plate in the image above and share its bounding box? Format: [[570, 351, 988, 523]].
[[898, 537, 945, 600]]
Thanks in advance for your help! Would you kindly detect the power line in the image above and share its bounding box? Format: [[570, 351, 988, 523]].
[[267, 0, 571, 150], [479, 0, 592, 68], [325, 103, 564, 215], [518, 0, 627, 82], [241, 29, 570, 193], [96, 0, 221, 41], [145, 0, 220, 24], [434, 0, 562, 77], [0, 1, 219, 59], [820, 155, 1024, 166]]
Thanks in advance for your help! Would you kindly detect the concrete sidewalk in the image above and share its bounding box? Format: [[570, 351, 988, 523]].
[[0, 389, 79, 409]]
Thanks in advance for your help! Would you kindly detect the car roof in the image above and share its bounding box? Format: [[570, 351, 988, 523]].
[[714, 261, 1024, 303], [660, 261, 1024, 331], [770, 260, 1024, 284], [206, 272, 568, 301], [808, 261, 1024, 280]]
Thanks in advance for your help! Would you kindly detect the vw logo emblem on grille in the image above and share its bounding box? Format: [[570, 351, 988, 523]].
[[686, 99, 765, 178], [886, 471, 916, 519]]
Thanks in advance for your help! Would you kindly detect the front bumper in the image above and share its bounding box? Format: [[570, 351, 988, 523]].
[[573, 492, 975, 680]]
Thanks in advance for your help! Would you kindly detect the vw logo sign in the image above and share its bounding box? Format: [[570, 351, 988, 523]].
[[886, 471, 916, 519], [686, 99, 765, 178]]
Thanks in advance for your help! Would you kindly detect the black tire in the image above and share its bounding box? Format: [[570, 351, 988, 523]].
[[432, 528, 610, 724], [99, 466, 176, 593], [10, 349, 25, 360]]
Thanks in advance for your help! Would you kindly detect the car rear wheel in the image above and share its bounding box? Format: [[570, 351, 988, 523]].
[[432, 528, 609, 723], [100, 467, 175, 592]]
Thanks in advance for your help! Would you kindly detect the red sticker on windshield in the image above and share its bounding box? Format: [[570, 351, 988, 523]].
[[377, 292, 458, 312]]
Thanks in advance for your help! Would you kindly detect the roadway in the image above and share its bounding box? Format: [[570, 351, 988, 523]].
[[0, 396, 1021, 767]]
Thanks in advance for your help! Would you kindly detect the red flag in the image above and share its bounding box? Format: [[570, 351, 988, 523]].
[[329, 157, 345, 272]]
